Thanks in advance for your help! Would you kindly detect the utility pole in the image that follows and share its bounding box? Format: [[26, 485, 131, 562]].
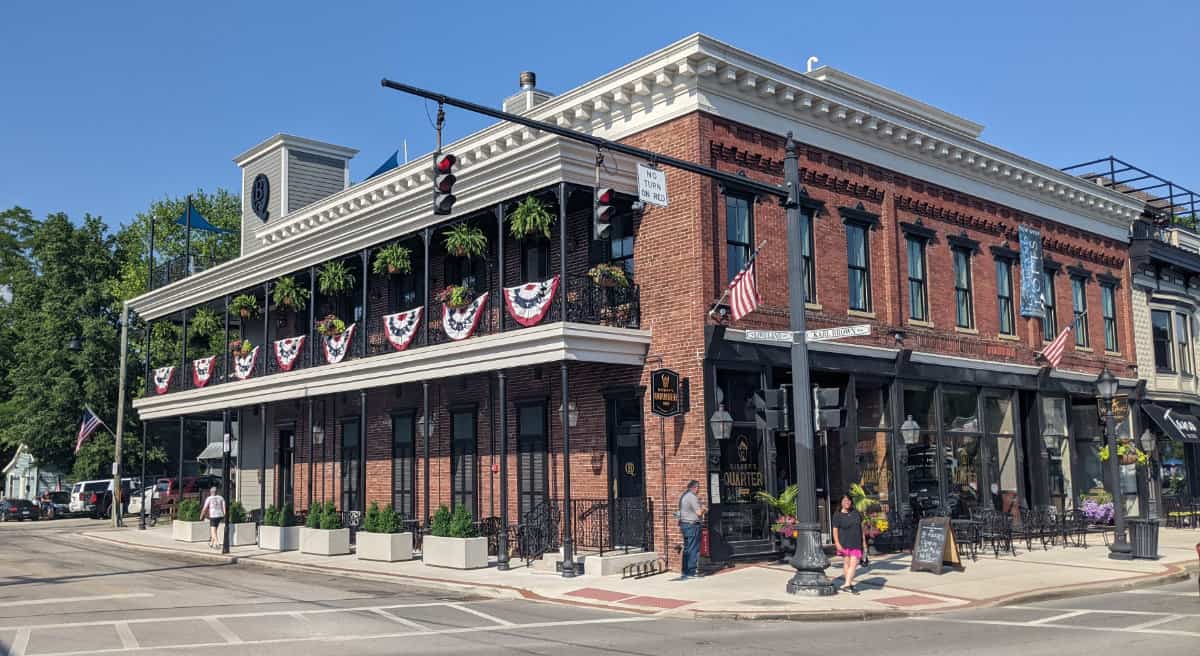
[[112, 302, 130, 528]]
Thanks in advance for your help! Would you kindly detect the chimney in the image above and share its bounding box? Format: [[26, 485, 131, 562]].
[[503, 71, 553, 114], [233, 134, 358, 255]]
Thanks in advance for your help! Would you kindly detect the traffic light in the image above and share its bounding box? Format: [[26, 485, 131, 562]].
[[754, 388, 791, 432], [594, 187, 615, 239], [433, 152, 457, 215], [813, 386, 843, 431]]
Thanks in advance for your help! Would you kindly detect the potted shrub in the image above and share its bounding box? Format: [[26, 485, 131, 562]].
[[301, 501, 350, 556], [172, 499, 207, 542], [190, 307, 221, 337], [435, 285, 475, 310], [318, 260, 356, 296], [231, 294, 259, 319], [588, 263, 629, 289], [507, 196, 555, 240], [422, 504, 487, 569], [259, 504, 300, 551], [757, 484, 798, 556], [357, 502, 413, 562], [315, 314, 347, 337], [272, 275, 310, 312], [220, 500, 257, 547], [372, 243, 413, 275], [1099, 440, 1148, 467], [443, 223, 487, 258]]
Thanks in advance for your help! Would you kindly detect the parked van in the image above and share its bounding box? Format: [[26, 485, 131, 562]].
[[68, 478, 135, 517]]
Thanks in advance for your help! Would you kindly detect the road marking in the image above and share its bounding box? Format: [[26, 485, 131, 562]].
[[1121, 589, 1199, 597], [288, 612, 307, 623], [1125, 614, 1184, 631], [1027, 610, 1088, 625], [1007, 605, 1200, 618], [0, 593, 153, 608], [448, 603, 515, 626], [114, 622, 139, 649], [917, 616, 1200, 638], [21, 615, 656, 656], [368, 607, 427, 631], [203, 617, 242, 644], [11, 627, 30, 656]]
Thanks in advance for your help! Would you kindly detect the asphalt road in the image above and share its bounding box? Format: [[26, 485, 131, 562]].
[[0, 518, 1196, 655]]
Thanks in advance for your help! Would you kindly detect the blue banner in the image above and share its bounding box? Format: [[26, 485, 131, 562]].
[[1019, 225, 1044, 318]]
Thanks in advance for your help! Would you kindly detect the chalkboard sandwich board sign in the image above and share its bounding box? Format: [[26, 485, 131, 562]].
[[910, 517, 963, 574]]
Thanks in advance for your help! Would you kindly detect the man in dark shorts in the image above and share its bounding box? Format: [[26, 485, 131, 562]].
[[200, 487, 226, 549]]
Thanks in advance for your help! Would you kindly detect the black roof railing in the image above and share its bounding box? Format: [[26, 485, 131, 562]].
[[1062, 156, 1200, 229]]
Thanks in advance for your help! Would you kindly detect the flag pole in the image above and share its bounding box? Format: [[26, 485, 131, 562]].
[[708, 239, 767, 319], [184, 196, 193, 278]]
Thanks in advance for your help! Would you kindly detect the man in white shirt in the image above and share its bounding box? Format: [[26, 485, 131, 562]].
[[200, 487, 226, 549], [678, 480, 704, 579]]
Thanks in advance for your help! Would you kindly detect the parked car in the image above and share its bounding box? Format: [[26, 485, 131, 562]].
[[0, 499, 38, 521], [38, 491, 71, 519], [69, 480, 110, 515]]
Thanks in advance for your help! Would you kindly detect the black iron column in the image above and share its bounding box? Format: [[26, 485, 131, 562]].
[[360, 249, 369, 357], [497, 371, 510, 569], [308, 266, 316, 366], [360, 390, 368, 513], [222, 295, 230, 383], [784, 133, 834, 596], [262, 282, 270, 376], [496, 203, 505, 331], [139, 422, 148, 530], [560, 362, 575, 577], [180, 309, 188, 391], [221, 408, 231, 555], [307, 399, 314, 509], [422, 381, 431, 527], [557, 183, 568, 321], [177, 416, 184, 497], [259, 402, 267, 516], [422, 228, 431, 346]]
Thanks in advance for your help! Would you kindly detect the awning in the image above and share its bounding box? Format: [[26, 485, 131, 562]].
[[194, 440, 238, 461], [1141, 404, 1200, 443]]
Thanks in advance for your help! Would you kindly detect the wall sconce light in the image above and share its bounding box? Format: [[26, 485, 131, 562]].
[[559, 400, 579, 428], [709, 403, 734, 440], [312, 424, 325, 445]]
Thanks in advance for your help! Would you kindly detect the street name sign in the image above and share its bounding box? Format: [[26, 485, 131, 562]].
[[637, 163, 669, 207], [744, 324, 871, 344]]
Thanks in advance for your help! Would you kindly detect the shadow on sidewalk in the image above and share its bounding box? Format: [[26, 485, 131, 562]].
[[0, 562, 232, 589]]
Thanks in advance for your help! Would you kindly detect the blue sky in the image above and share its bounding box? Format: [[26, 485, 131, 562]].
[[1, 1, 1196, 229]]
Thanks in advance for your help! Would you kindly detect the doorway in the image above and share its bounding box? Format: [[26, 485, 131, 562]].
[[607, 394, 645, 547], [516, 401, 549, 519], [277, 427, 295, 508], [340, 418, 361, 512]]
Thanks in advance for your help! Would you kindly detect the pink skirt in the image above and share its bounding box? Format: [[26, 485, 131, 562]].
[[837, 548, 863, 559]]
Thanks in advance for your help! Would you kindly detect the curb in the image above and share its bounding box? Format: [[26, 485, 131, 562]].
[[84, 531, 1196, 623]]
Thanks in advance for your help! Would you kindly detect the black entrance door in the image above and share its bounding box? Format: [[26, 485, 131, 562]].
[[517, 402, 548, 519], [277, 428, 294, 508], [607, 395, 646, 548], [341, 418, 361, 512]]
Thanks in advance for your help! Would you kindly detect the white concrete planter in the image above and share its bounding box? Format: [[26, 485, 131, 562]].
[[220, 522, 257, 547], [259, 525, 301, 551], [422, 535, 488, 569], [172, 520, 208, 543], [300, 527, 350, 556], [357, 532, 413, 562]]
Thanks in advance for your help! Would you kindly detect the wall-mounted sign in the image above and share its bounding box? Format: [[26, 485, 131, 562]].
[[251, 174, 271, 222], [650, 368, 681, 417]]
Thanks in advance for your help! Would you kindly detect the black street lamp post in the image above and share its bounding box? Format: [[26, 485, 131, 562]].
[[1097, 368, 1132, 560]]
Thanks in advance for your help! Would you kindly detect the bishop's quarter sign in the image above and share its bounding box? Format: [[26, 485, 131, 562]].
[[650, 368, 681, 417], [251, 173, 271, 221]]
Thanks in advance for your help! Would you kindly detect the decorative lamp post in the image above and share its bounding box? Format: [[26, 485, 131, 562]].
[[709, 404, 734, 440], [1139, 428, 1158, 520], [1096, 367, 1132, 559]]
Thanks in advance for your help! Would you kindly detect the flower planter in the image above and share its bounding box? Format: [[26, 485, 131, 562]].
[[421, 535, 488, 569], [300, 527, 350, 556], [357, 532, 414, 562], [172, 520, 209, 543], [219, 522, 257, 547], [259, 525, 301, 551]]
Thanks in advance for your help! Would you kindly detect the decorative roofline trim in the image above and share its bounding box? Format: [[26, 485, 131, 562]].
[[839, 205, 880, 228], [947, 233, 981, 253], [899, 221, 938, 241]]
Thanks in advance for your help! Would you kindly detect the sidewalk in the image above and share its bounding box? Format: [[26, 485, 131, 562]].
[[84, 525, 1199, 620]]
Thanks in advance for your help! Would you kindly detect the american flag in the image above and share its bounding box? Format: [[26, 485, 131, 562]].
[[75, 407, 106, 454], [728, 258, 762, 321], [1039, 325, 1073, 369]]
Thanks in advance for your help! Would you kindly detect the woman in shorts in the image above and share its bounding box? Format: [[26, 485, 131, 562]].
[[832, 494, 864, 594]]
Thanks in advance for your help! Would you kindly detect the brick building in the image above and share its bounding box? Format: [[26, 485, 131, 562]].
[[130, 34, 1150, 567]]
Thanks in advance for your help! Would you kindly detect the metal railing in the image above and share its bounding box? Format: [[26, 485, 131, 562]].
[[569, 497, 654, 556], [150, 254, 222, 290]]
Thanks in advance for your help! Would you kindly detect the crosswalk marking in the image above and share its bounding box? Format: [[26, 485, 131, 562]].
[[1027, 610, 1088, 625], [448, 603, 515, 626], [203, 617, 243, 644], [1125, 614, 1184, 631], [368, 607, 428, 631], [11, 627, 30, 656], [114, 622, 139, 649]]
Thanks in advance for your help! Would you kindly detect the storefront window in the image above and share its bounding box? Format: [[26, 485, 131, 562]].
[[856, 381, 891, 430], [1042, 397, 1072, 511], [715, 370, 769, 546], [942, 387, 979, 432], [902, 385, 939, 518], [855, 431, 891, 518], [986, 396, 1019, 518]]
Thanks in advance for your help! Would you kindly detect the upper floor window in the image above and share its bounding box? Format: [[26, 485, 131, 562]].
[[846, 223, 871, 312], [906, 237, 928, 321], [1152, 309, 1174, 372], [725, 195, 753, 282], [953, 247, 974, 329], [1071, 276, 1088, 347], [1042, 269, 1057, 342], [996, 259, 1015, 335], [609, 214, 635, 280], [800, 208, 816, 303], [1101, 283, 1118, 352], [521, 238, 550, 281], [1178, 313, 1193, 377]]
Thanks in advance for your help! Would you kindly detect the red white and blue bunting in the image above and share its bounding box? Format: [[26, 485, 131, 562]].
[[443, 292, 489, 341], [192, 356, 216, 388], [503, 276, 558, 327], [233, 346, 259, 381], [273, 336, 306, 372], [383, 307, 422, 351], [322, 324, 356, 364], [153, 366, 175, 395]]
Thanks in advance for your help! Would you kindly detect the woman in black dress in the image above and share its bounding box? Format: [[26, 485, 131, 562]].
[[832, 494, 864, 594]]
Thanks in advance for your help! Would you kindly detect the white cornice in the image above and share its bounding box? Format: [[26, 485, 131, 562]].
[[131, 323, 650, 419], [234, 133, 359, 168]]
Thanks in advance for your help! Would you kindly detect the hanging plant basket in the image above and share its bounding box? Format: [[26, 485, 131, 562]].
[[588, 263, 629, 289], [507, 196, 556, 240], [436, 285, 475, 310], [272, 275, 310, 312], [318, 261, 356, 296], [230, 294, 259, 319], [372, 242, 413, 276], [443, 223, 487, 259]]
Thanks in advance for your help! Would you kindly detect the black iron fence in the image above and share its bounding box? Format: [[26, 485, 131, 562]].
[[569, 497, 654, 556], [151, 254, 222, 290]]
